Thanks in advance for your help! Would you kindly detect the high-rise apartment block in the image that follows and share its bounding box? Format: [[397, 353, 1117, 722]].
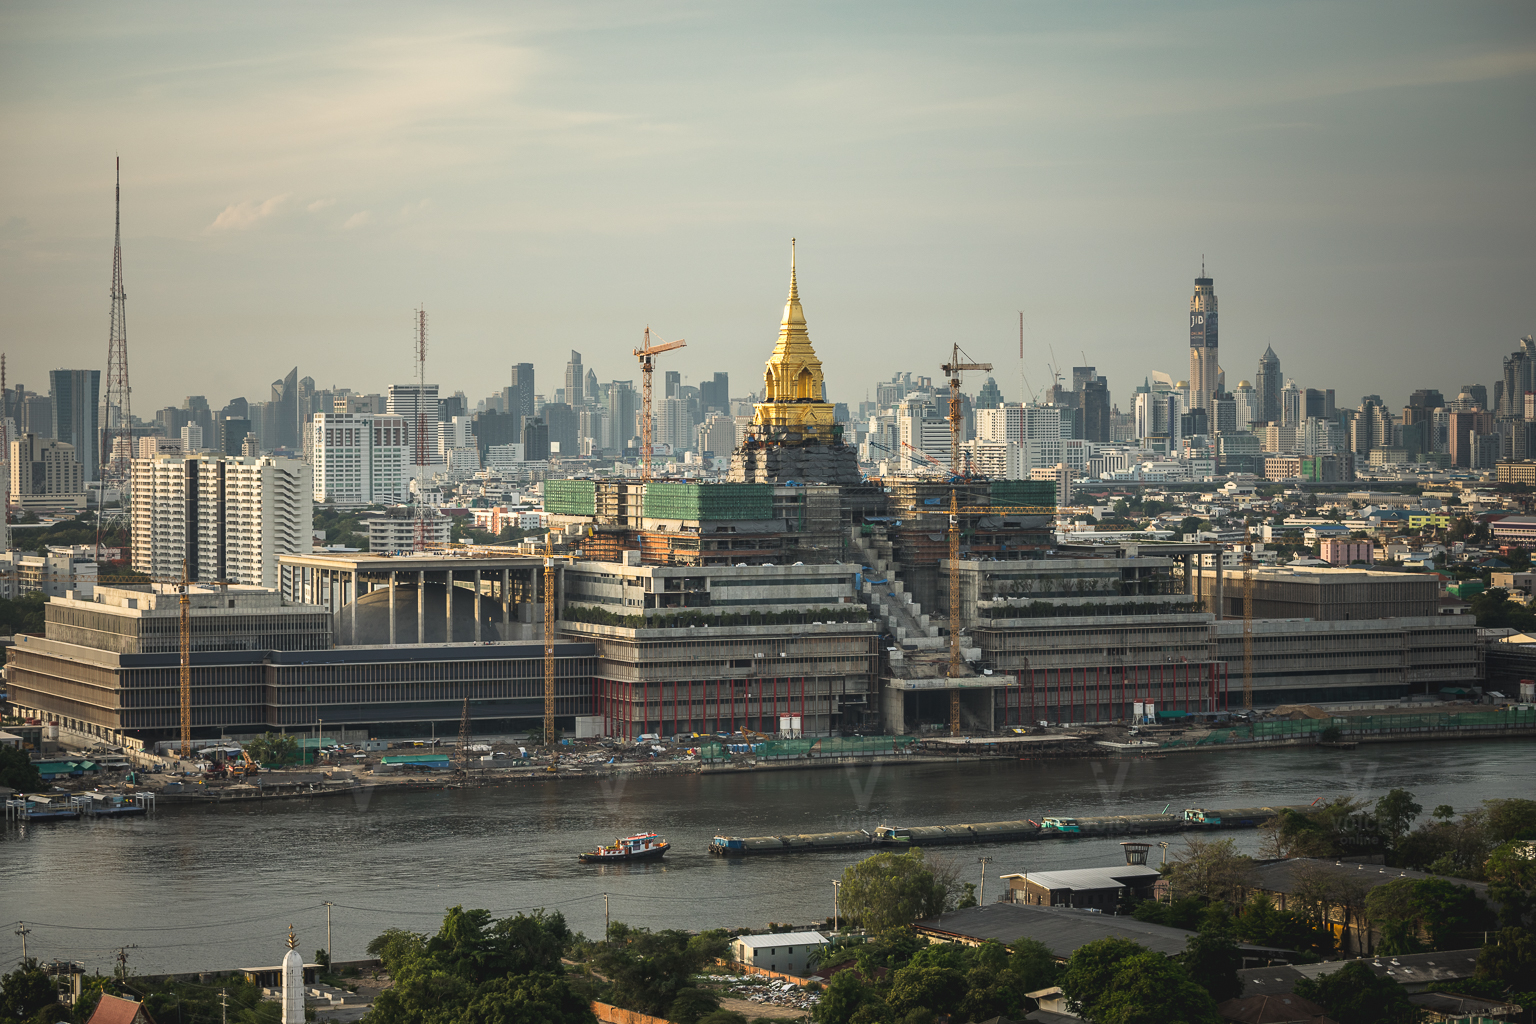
[[311, 413, 408, 506], [49, 369, 100, 483], [9, 435, 86, 510], [1188, 271, 1218, 415], [131, 454, 313, 589]]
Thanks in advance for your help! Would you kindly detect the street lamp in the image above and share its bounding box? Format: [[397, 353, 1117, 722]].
[[831, 879, 842, 932]]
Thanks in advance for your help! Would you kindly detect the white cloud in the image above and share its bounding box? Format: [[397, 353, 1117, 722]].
[[207, 192, 291, 231], [341, 210, 372, 230], [307, 197, 336, 212]]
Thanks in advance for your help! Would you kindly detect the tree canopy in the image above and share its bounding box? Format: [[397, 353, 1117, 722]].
[[1292, 961, 1417, 1024], [1364, 877, 1496, 954], [365, 905, 593, 1024], [1059, 938, 1221, 1024], [837, 848, 950, 934], [0, 746, 43, 792]]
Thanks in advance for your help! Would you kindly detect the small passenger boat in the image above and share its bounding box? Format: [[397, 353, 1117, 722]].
[[578, 831, 670, 864]]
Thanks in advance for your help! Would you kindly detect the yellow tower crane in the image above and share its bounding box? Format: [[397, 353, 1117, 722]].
[[941, 344, 992, 736], [1242, 527, 1255, 710], [179, 559, 192, 759], [633, 328, 687, 482]]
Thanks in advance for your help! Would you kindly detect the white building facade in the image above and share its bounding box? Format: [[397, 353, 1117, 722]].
[[132, 454, 313, 588], [311, 413, 408, 506]]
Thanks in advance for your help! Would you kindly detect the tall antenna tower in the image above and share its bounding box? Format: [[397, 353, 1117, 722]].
[[104, 157, 132, 486], [413, 308, 429, 552]]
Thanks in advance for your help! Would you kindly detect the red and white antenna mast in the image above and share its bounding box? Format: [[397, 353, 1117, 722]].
[[99, 157, 132, 561], [104, 156, 132, 483]]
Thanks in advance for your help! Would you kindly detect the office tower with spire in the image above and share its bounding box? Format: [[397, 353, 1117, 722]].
[[1255, 345, 1281, 424], [1188, 266, 1218, 415]]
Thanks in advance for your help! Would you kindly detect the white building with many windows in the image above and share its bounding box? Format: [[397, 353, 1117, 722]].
[[131, 454, 312, 588], [386, 383, 445, 478], [311, 413, 408, 506]]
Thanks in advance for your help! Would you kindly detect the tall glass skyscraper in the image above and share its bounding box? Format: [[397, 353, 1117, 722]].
[[49, 369, 100, 483]]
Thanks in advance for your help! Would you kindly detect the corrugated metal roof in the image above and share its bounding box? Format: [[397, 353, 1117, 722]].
[[735, 931, 826, 948], [915, 903, 1284, 960], [1000, 865, 1161, 892]]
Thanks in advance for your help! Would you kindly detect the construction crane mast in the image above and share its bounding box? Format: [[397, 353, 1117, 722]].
[[179, 559, 192, 759], [1242, 527, 1255, 709], [633, 328, 686, 482], [544, 532, 558, 763], [941, 343, 991, 736]]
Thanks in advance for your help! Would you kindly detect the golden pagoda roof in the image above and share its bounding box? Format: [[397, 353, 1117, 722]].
[[767, 239, 822, 380]]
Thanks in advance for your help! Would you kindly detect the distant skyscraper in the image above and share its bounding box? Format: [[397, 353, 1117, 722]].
[[509, 363, 535, 419], [1255, 346, 1281, 424], [386, 383, 444, 474], [700, 371, 730, 414], [1232, 380, 1258, 431], [48, 369, 100, 484], [1281, 379, 1303, 427], [564, 351, 585, 406], [270, 367, 299, 449], [975, 377, 1003, 410], [1188, 269, 1218, 414]]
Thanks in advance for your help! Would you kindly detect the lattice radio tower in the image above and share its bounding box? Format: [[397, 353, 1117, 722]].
[[104, 157, 132, 487]]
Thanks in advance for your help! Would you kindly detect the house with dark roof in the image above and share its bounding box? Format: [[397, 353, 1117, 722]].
[[1242, 858, 1493, 956], [913, 903, 1294, 965], [1216, 993, 1337, 1024], [1237, 949, 1483, 999]]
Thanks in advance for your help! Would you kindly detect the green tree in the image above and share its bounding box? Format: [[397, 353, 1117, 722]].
[[0, 746, 44, 792], [1234, 894, 1335, 959], [1165, 837, 1253, 903], [0, 961, 56, 1022], [813, 969, 879, 1024], [1483, 798, 1536, 845], [245, 732, 300, 766], [1483, 840, 1536, 929], [667, 987, 723, 1024], [1292, 961, 1417, 1024], [1060, 940, 1220, 1024], [1374, 788, 1422, 857], [837, 849, 949, 934], [0, 593, 48, 635], [1473, 926, 1536, 995], [591, 926, 728, 1018], [364, 906, 592, 1024], [1181, 910, 1243, 1003], [1365, 877, 1496, 953]]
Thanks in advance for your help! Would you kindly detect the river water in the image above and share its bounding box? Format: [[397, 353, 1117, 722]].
[[3, 740, 1531, 975]]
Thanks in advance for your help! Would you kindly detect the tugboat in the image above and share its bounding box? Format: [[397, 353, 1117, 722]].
[[578, 831, 671, 864]]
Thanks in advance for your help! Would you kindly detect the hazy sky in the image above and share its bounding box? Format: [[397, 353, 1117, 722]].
[[2, 2, 1533, 417]]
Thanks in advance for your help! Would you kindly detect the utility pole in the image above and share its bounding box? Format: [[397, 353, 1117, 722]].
[[219, 988, 228, 1024], [323, 902, 333, 966], [603, 893, 610, 942], [15, 922, 28, 963], [977, 856, 992, 907], [830, 880, 842, 931]]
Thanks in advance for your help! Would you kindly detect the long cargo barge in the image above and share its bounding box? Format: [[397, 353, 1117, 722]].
[[708, 805, 1288, 856]]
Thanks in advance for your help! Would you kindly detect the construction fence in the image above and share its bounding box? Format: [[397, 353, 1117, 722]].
[[700, 735, 917, 763], [1241, 708, 1536, 741]]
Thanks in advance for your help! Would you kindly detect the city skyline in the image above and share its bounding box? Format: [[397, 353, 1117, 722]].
[[2, 3, 1533, 412]]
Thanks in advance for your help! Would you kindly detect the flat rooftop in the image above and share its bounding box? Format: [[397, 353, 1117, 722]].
[[279, 551, 542, 572]]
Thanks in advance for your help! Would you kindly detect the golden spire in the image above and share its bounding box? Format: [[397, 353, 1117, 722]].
[[751, 239, 836, 444], [287, 925, 298, 950], [783, 237, 804, 328]]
